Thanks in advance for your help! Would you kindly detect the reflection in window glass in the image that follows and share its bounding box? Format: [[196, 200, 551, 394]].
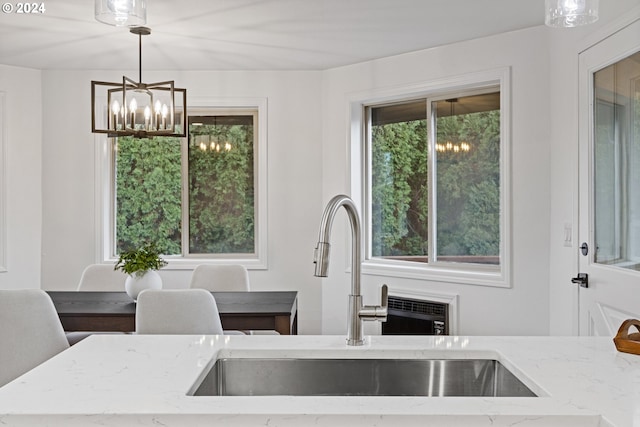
[[434, 94, 500, 265], [188, 114, 255, 254], [593, 51, 640, 270]]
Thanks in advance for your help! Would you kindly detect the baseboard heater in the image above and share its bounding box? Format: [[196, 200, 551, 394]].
[[382, 295, 449, 335]]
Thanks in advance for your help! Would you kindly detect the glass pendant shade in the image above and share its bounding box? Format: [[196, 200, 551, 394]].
[[545, 0, 599, 27], [95, 0, 146, 27]]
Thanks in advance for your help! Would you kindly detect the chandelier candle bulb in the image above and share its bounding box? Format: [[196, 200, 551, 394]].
[[161, 104, 168, 130], [144, 106, 151, 130], [129, 98, 137, 129], [111, 100, 120, 130], [154, 100, 161, 130]]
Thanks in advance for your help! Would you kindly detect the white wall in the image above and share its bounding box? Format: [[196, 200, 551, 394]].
[[320, 27, 552, 336], [0, 65, 42, 290], [40, 69, 324, 334], [547, 0, 640, 335]]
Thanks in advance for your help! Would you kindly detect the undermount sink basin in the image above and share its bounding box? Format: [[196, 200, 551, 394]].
[[189, 358, 537, 397]]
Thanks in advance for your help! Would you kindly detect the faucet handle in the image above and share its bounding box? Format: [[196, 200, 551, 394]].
[[378, 284, 388, 322], [380, 284, 388, 310], [359, 284, 388, 322]]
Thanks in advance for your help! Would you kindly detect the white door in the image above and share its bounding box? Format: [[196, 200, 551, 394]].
[[577, 18, 640, 336]]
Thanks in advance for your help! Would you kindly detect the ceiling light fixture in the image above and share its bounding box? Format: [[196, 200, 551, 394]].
[[190, 117, 233, 153], [95, 0, 146, 27], [436, 99, 471, 154], [91, 27, 187, 138], [545, 0, 599, 27]]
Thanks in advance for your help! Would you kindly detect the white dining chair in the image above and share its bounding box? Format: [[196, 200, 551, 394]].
[[135, 289, 224, 335], [77, 264, 128, 291], [189, 264, 250, 292], [189, 264, 279, 335], [66, 264, 130, 345], [0, 289, 70, 387]]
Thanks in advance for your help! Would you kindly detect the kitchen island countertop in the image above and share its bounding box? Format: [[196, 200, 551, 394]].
[[0, 334, 638, 426]]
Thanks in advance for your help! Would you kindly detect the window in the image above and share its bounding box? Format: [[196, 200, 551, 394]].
[[357, 71, 510, 286], [104, 101, 267, 267], [187, 112, 256, 255], [593, 51, 640, 269]]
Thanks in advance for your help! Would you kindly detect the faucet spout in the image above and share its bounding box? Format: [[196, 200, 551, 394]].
[[313, 194, 387, 346], [313, 194, 361, 291]]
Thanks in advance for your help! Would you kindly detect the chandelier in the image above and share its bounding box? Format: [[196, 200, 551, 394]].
[[545, 0, 599, 27], [436, 98, 471, 154], [189, 117, 233, 153], [95, 0, 146, 27], [192, 134, 233, 153], [435, 141, 471, 153], [91, 27, 187, 138]]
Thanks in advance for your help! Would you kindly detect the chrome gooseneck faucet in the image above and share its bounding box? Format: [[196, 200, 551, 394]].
[[313, 194, 388, 346]]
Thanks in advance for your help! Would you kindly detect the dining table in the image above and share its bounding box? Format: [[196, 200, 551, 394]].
[[46, 290, 298, 335]]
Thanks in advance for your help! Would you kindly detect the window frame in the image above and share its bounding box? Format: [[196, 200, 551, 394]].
[[350, 68, 511, 287], [96, 97, 268, 270]]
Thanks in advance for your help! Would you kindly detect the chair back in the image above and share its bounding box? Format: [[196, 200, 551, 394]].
[[135, 289, 224, 335], [77, 264, 128, 291], [0, 289, 70, 387], [189, 264, 250, 292]]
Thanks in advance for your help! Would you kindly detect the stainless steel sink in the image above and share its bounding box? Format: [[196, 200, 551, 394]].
[[189, 358, 537, 397]]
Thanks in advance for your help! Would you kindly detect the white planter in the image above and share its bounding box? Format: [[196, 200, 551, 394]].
[[125, 270, 162, 301]]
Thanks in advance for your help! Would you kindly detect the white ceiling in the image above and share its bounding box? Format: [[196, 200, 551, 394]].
[[0, 0, 545, 71]]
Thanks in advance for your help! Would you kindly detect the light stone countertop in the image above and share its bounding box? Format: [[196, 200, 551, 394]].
[[0, 334, 638, 426]]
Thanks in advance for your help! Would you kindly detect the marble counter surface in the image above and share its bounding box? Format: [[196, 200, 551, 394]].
[[0, 334, 638, 426]]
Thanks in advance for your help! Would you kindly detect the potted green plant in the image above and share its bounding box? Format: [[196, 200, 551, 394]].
[[114, 244, 168, 301]]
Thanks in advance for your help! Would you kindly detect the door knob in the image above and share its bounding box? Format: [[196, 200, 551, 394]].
[[571, 273, 588, 288], [579, 242, 589, 256]]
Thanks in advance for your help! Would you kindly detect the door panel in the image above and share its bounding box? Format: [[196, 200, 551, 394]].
[[578, 19, 640, 336]]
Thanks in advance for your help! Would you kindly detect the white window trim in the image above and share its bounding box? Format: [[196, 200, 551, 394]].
[[349, 68, 512, 288], [95, 97, 268, 270]]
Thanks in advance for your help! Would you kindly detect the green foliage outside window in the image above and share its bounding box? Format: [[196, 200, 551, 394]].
[[114, 116, 255, 257], [371, 106, 500, 264], [188, 122, 255, 254], [371, 120, 428, 257], [115, 136, 182, 255], [436, 111, 500, 260]]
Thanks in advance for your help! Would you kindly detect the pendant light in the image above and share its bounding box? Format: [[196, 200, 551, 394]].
[[95, 0, 146, 27], [435, 99, 471, 154], [545, 0, 599, 28], [91, 27, 187, 138]]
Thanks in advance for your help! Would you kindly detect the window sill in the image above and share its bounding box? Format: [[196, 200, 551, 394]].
[[362, 259, 510, 288], [104, 256, 268, 271]]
